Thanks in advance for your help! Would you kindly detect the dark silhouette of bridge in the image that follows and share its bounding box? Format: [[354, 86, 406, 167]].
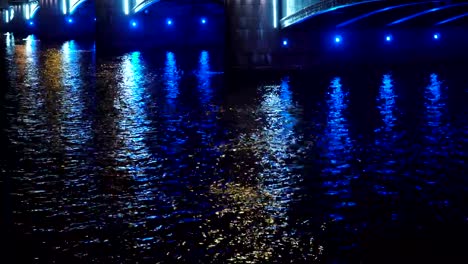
[[1, 0, 468, 68]]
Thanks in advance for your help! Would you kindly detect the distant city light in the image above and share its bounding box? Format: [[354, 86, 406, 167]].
[[433, 33, 440, 40], [167, 18, 173, 25]]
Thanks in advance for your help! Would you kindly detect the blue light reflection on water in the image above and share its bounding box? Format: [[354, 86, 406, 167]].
[[319, 76, 358, 226], [371, 74, 399, 197], [376, 74, 397, 135], [195, 50, 218, 155], [2, 37, 468, 262], [419, 73, 451, 182], [60, 40, 93, 158], [323, 77, 353, 191], [116, 51, 152, 180], [256, 78, 300, 218], [196, 51, 212, 107], [424, 73, 444, 132], [164, 51, 180, 104], [109, 51, 181, 242], [4, 33, 14, 56]]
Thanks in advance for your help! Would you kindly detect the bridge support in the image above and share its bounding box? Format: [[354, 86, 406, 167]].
[[226, 0, 280, 69], [96, 0, 122, 44]]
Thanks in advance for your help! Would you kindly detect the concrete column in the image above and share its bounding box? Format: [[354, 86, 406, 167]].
[[96, 0, 124, 43], [226, 0, 280, 69]]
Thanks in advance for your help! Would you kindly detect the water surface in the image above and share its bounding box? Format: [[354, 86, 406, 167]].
[[1, 34, 468, 263]]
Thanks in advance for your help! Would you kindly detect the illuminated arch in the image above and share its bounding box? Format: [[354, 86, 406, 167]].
[[61, 0, 89, 15], [436, 12, 468, 25], [281, 0, 383, 28], [70, 0, 87, 14], [336, 1, 436, 28], [134, 0, 161, 14], [24, 1, 40, 20], [388, 2, 468, 26]]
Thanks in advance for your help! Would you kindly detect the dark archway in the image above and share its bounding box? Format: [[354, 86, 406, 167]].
[[118, 0, 226, 49], [33, 0, 95, 39]]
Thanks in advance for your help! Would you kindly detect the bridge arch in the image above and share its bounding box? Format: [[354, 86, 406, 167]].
[[281, 0, 383, 28], [68, 0, 88, 15], [282, 0, 468, 29]]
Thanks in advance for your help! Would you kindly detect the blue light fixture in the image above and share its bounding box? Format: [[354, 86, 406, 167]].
[[201, 18, 207, 24], [167, 18, 173, 25], [28, 21, 34, 26], [67, 18, 73, 23], [282, 39, 288, 46], [335, 35, 342, 43], [386, 35, 392, 42], [433, 33, 440, 40], [131, 20, 137, 27]]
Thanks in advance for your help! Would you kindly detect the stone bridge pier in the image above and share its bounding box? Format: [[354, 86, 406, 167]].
[[225, 0, 281, 69]]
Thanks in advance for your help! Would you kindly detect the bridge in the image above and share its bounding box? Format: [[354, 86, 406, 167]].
[[0, 0, 94, 36], [2, 0, 468, 67]]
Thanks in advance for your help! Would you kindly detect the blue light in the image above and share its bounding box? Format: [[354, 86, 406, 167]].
[[131, 20, 137, 27], [282, 39, 288, 46], [201, 18, 207, 24], [167, 19, 173, 25], [386, 35, 392, 42], [433, 33, 440, 40], [94, 18, 96, 21], [29, 21, 34, 26], [335, 36, 342, 43], [67, 18, 73, 23]]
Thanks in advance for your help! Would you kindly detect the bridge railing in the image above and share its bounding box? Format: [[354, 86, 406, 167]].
[[280, 0, 374, 28]]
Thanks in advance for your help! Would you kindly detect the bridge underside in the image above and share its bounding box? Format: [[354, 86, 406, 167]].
[[0, 0, 95, 38], [128, 0, 224, 15], [96, 0, 225, 49], [277, 0, 468, 68], [283, 0, 468, 29]]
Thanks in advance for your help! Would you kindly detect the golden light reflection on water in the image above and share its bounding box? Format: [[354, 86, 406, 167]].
[[4, 36, 98, 246], [206, 79, 321, 262]]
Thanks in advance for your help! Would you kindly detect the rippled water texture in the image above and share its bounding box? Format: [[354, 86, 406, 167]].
[[1, 35, 468, 263]]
